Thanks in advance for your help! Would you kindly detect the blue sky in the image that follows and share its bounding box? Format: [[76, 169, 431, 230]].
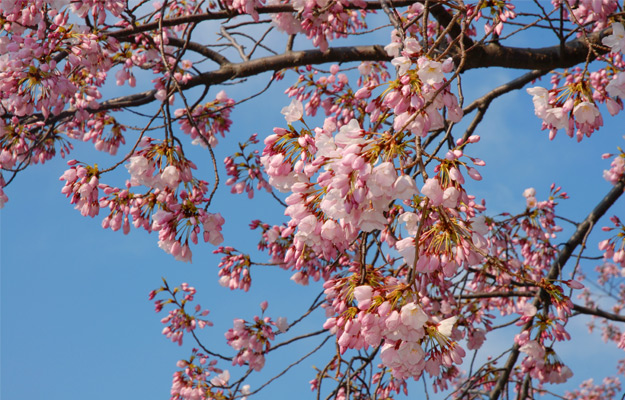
[[2, 7, 625, 400]]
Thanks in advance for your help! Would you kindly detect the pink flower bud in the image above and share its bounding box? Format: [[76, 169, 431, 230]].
[[467, 167, 482, 181], [563, 280, 585, 290]]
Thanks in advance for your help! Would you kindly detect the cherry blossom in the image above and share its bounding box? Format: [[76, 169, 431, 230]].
[[3, 1, 625, 399], [603, 22, 625, 53]]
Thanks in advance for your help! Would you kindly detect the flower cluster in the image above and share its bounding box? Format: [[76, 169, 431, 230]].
[[214, 247, 253, 291], [269, 0, 368, 52], [526, 85, 603, 141], [322, 273, 464, 382], [562, 0, 620, 32], [598, 216, 625, 269], [526, 21, 625, 141], [261, 115, 428, 278], [225, 302, 288, 371], [602, 146, 625, 185], [170, 355, 252, 400], [151, 281, 213, 346], [60, 136, 226, 261], [382, 34, 463, 136], [6, 0, 625, 397], [170, 350, 221, 400], [59, 161, 101, 217], [565, 377, 622, 400], [471, 1, 517, 36], [519, 340, 573, 384]]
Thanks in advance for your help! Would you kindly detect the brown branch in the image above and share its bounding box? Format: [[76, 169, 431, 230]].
[[16, 21, 614, 127], [268, 329, 328, 352], [455, 291, 536, 299], [116, 32, 609, 95], [167, 37, 231, 65], [463, 69, 548, 115], [186, 45, 390, 86], [461, 28, 611, 71], [573, 303, 625, 323], [461, 69, 549, 142]]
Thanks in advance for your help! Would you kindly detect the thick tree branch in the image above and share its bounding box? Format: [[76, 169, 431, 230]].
[[62, 30, 609, 117], [461, 28, 610, 71], [573, 303, 625, 323], [186, 45, 390, 86], [16, 19, 612, 128]]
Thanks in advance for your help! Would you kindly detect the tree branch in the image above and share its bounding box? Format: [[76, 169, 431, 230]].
[[573, 303, 625, 323], [167, 37, 231, 65], [461, 28, 611, 71], [461, 69, 549, 141], [17, 22, 613, 127]]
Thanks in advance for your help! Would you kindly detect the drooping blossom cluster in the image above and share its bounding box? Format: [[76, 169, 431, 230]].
[[59, 161, 101, 217], [252, 219, 339, 285], [602, 144, 625, 185], [151, 281, 213, 346], [560, 0, 619, 32], [321, 270, 465, 382], [171, 355, 252, 400], [470, 1, 517, 36], [268, 0, 369, 51], [261, 115, 417, 278], [518, 339, 574, 384], [598, 216, 625, 269], [0, 5, 124, 207], [565, 377, 622, 400], [214, 247, 253, 291], [0, 4, 116, 118], [526, 85, 604, 141], [170, 350, 222, 400], [225, 301, 288, 371], [58, 135, 226, 261], [527, 21, 625, 141]]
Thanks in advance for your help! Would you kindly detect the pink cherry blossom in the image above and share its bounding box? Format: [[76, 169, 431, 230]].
[[602, 22, 625, 53], [281, 99, 304, 123], [421, 178, 444, 206]]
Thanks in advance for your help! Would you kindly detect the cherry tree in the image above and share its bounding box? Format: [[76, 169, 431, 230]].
[[2, 0, 625, 399]]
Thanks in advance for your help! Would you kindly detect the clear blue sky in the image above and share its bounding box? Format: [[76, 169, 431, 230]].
[[2, 11, 625, 400]]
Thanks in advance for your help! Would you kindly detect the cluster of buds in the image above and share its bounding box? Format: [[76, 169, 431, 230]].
[[598, 216, 625, 269], [150, 281, 212, 346], [225, 302, 288, 371]]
